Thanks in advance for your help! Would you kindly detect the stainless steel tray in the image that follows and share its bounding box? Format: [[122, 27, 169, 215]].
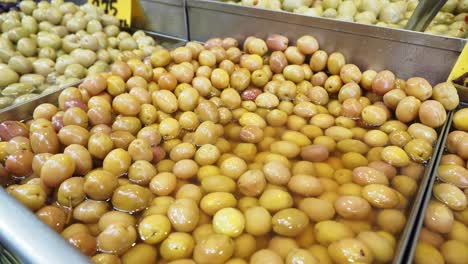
[[405, 95, 468, 262], [187, 0, 466, 85], [0, 31, 185, 121], [185, 1, 463, 263], [0, 31, 186, 264]]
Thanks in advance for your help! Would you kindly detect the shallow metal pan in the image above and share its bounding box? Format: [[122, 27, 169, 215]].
[[0, 30, 185, 121], [404, 91, 468, 261], [0, 30, 185, 263], [186, 2, 461, 262]]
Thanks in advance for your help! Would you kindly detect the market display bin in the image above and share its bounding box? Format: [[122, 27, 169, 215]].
[[0, 33, 185, 264], [0, 29, 184, 117], [186, 0, 467, 263], [405, 92, 468, 262]]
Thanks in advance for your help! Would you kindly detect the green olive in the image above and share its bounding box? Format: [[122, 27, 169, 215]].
[[8, 27, 29, 43], [2, 83, 34, 97], [37, 47, 56, 61], [17, 38, 37, 57], [0, 68, 19, 88]]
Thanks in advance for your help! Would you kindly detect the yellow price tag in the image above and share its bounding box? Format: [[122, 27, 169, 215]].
[[89, 0, 132, 27], [448, 42, 468, 82]]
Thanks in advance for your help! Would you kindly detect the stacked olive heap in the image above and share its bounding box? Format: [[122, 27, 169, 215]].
[[0, 0, 163, 108], [228, 0, 468, 38], [0, 33, 460, 264], [414, 108, 468, 264]]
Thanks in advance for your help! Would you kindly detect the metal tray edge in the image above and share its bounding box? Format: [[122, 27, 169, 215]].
[[189, 0, 466, 52], [0, 30, 185, 121]]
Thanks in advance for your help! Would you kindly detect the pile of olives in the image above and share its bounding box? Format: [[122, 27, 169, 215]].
[[0, 0, 164, 109], [227, 0, 468, 38], [0, 33, 460, 264], [414, 108, 468, 264]]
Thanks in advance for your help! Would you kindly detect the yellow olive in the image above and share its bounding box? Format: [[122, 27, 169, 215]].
[[424, 201, 454, 234], [193, 234, 235, 264], [138, 214, 171, 244], [362, 184, 399, 209], [414, 242, 444, 264], [213, 207, 245, 238], [314, 220, 354, 246], [272, 208, 309, 237], [111, 184, 152, 213], [160, 232, 195, 261], [328, 238, 373, 264]]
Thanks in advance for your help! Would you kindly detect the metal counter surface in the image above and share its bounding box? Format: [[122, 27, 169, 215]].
[[185, 1, 464, 262]]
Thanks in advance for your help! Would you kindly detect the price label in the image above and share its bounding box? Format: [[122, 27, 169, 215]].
[[89, 0, 132, 28], [448, 43, 468, 82]]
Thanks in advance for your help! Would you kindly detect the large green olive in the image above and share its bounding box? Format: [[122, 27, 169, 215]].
[[17, 38, 37, 57], [38, 21, 54, 32], [14, 94, 40, 105], [80, 35, 99, 51], [88, 63, 108, 75], [7, 184, 46, 211], [32, 8, 47, 22], [93, 32, 108, 48], [66, 17, 87, 33], [49, 26, 68, 38], [112, 184, 152, 213], [62, 35, 81, 53], [0, 38, 15, 52], [104, 25, 120, 37], [64, 64, 87, 79], [46, 6, 63, 25], [119, 38, 138, 51], [8, 55, 33, 74], [86, 20, 103, 34], [38, 47, 57, 61], [55, 55, 77, 74], [2, 19, 21, 33], [0, 97, 14, 109], [0, 67, 19, 88], [8, 27, 30, 43], [71, 49, 97, 68], [101, 14, 119, 26], [2, 83, 34, 97], [0, 49, 17, 64], [21, 16, 38, 35], [32, 58, 55, 77], [96, 50, 111, 64], [37, 32, 62, 50], [19, 1, 37, 15], [59, 2, 78, 14]]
